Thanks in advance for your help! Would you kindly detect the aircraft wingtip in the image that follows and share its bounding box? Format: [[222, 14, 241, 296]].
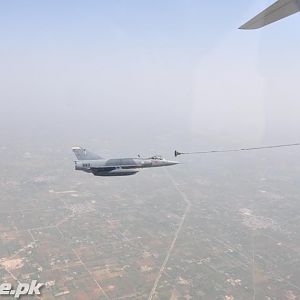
[[239, 22, 262, 30]]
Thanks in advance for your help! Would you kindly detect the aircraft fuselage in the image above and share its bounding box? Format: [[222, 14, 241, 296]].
[[74, 157, 179, 177]]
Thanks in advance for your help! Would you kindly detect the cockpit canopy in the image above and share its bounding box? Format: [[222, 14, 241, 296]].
[[148, 155, 164, 160]]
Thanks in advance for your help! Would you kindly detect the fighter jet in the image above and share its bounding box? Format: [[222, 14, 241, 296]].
[[72, 147, 179, 177], [240, 0, 300, 29]]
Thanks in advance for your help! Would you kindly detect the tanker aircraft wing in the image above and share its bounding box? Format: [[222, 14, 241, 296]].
[[240, 0, 300, 30]]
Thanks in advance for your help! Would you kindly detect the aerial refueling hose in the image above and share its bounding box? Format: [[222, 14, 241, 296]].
[[174, 143, 300, 157]]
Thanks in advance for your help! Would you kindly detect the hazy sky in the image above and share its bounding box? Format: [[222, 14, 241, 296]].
[[1, 1, 300, 153]]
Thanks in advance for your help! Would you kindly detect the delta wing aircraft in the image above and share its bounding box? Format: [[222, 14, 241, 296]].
[[240, 0, 300, 29], [72, 147, 179, 177]]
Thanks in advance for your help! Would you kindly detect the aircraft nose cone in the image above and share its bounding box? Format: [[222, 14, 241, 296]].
[[165, 160, 180, 166]]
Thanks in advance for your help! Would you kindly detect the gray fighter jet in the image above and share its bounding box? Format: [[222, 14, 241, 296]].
[[72, 147, 179, 177], [240, 0, 300, 29]]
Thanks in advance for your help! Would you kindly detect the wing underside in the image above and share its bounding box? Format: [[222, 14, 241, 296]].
[[91, 166, 139, 176], [240, 0, 300, 29], [90, 165, 137, 172], [91, 167, 117, 172]]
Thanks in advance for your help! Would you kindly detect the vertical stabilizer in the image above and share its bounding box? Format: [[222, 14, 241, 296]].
[[72, 147, 102, 160]]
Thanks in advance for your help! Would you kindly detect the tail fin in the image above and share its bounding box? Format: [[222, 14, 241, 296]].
[[240, 0, 300, 30], [72, 147, 102, 160]]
